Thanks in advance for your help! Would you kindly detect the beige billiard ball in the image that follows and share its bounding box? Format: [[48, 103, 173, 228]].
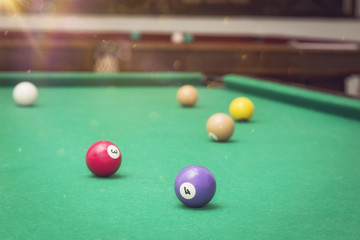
[[177, 85, 198, 107], [206, 113, 235, 142], [171, 31, 185, 44]]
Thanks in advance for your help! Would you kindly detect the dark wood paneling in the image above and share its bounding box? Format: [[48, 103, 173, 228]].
[[0, 41, 94, 71], [1, 37, 360, 92]]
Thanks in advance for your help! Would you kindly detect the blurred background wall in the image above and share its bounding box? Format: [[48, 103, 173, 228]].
[[0, 0, 359, 41]]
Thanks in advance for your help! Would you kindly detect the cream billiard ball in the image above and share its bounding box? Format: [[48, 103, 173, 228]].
[[229, 97, 255, 121], [177, 85, 198, 107], [206, 113, 235, 142], [171, 31, 184, 44], [13, 81, 38, 106]]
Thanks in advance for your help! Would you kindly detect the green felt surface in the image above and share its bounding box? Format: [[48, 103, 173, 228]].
[[1, 73, 360, 240]]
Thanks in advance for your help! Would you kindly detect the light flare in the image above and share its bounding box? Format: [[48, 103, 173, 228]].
[[0, 0, 22, 13]]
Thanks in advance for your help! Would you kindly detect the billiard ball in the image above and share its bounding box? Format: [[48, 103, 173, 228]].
[[86, 140, 122, 177], [177, 85, 198, 107], [174, 165, 216, 208], [206, 113, 234, 142], [130, 31, 141, 41], [184, 33, 194, 43], [229, 97, 255, 121], [13, 81, 38, 106], [171, 31, 184, 44]]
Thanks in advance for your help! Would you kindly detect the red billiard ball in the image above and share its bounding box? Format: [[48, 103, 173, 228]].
[[86, 140, 122, 177]]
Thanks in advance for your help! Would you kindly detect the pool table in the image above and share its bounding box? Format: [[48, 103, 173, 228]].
[[0, 72, 360, 240]]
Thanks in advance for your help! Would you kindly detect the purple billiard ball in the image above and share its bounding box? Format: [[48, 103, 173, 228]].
[[174, 165, 216, 208]]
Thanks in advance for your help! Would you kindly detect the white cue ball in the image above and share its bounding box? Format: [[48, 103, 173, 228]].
[[171, 31, 184, 44], [13, 81, 38, 106]]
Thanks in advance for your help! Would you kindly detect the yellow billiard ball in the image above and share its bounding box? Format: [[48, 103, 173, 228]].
[[206, 113, 235, 142], [229, 97, 254, 121], [177, 85, 198, 107]]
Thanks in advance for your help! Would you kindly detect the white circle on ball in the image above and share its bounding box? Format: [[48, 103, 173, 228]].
[[180, 182, 196, 199], [208, 132, 218, 141], [107, 145, 120, 159], [13, 81, 38, 106]]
